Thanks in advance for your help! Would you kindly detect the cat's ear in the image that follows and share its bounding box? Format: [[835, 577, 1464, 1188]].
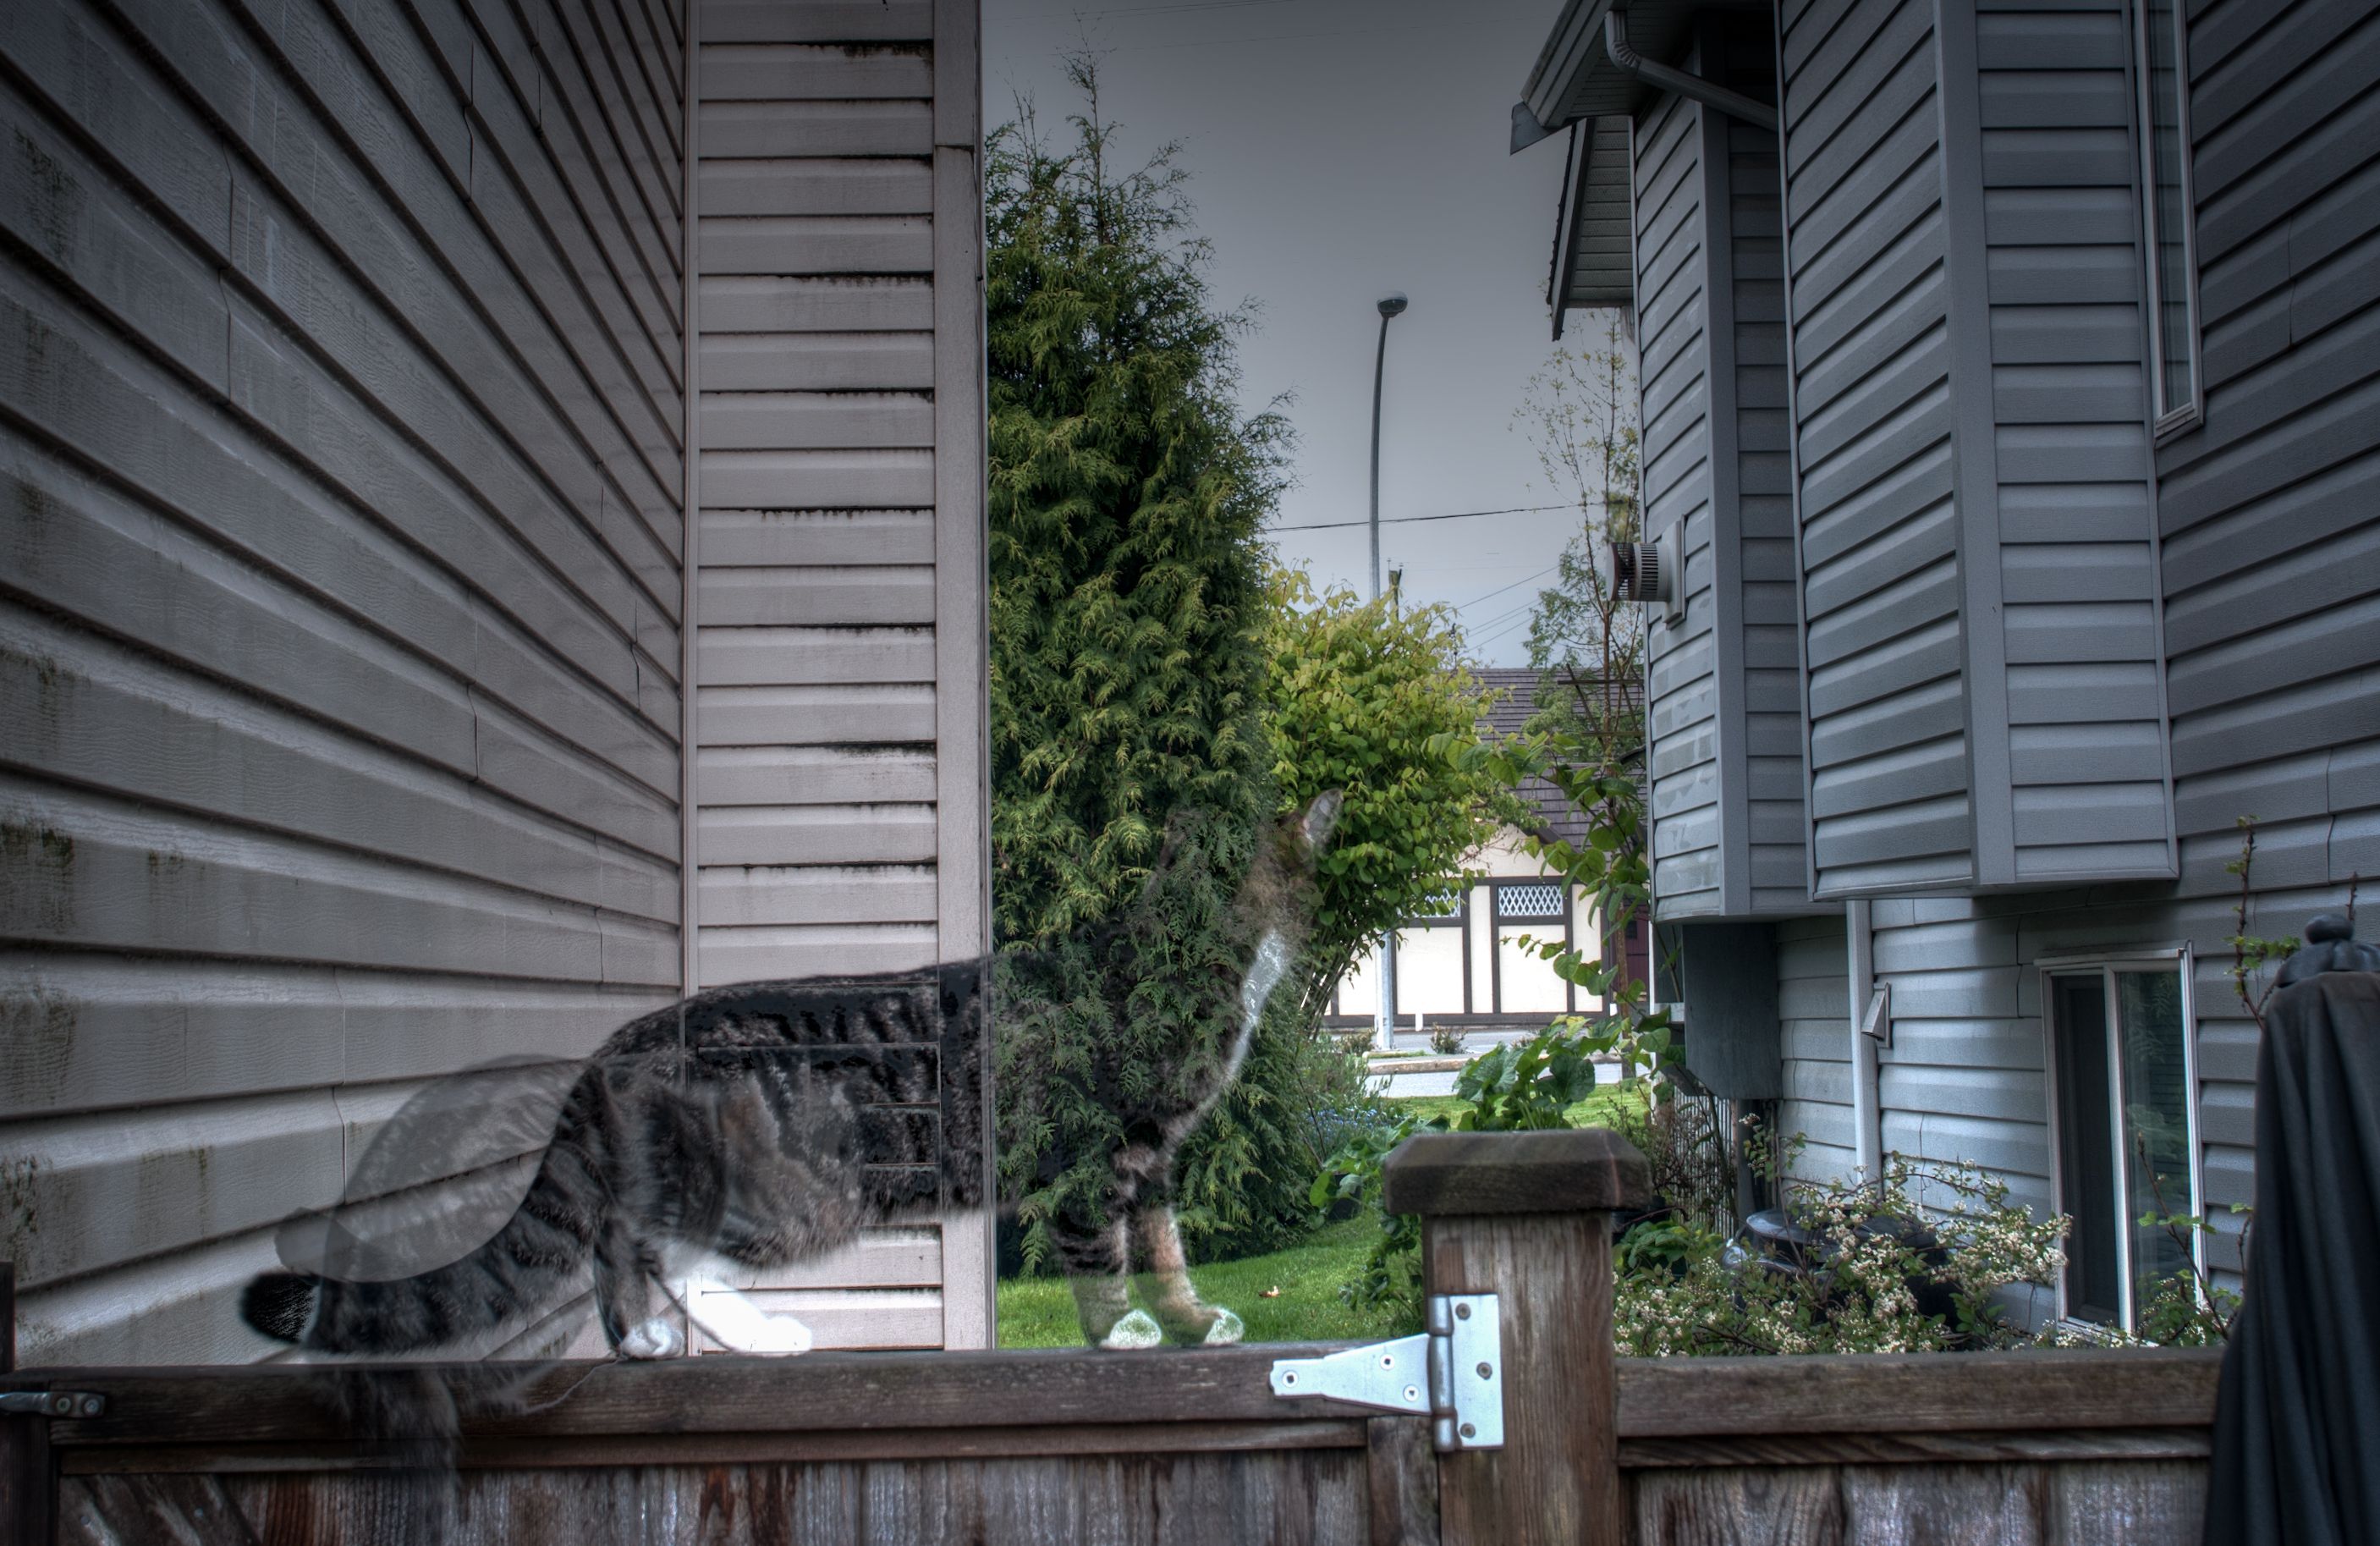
[[1297, 790, 1344, 854]]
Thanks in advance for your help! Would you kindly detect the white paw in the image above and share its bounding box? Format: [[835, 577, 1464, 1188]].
[[683, 1278, 813, 1356], [1201, 1307, 1245, 1346], [1100, 1309, 1164, 1350], [618, 1318, 684, 1360]]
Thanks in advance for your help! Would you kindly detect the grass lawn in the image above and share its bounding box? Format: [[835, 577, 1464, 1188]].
[[993, 1082, 1648, 1348]]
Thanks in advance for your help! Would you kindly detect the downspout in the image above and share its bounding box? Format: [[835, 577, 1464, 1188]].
[[1602, 5, 1779, 131], [1848, 899, 1882, 1180]]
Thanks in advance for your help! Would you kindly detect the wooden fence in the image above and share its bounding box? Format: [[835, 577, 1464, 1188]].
[[1, 1131, 2220, 1543]]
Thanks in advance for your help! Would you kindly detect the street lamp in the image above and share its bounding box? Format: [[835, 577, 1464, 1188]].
[[1369, 294, 1408, 602], [1370, 294, 1407, 1051]]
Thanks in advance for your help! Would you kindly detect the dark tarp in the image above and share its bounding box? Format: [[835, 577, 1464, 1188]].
[[2204, 962, 2380, 1544]]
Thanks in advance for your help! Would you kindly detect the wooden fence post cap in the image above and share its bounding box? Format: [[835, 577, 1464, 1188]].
[[1380, 1127, 1652, 1217]]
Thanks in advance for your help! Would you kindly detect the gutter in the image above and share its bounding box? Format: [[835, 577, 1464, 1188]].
[[1601, 5, 1779, 132], [1848, 900, 1883, 1180]]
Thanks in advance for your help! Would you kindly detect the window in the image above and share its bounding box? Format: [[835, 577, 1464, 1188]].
[[2046, 960, 2197, 1332], [2132, 0, 2201, 437], [1493, 883, 1567, 920]]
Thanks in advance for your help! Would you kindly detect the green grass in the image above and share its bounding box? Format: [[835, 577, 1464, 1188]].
[[993, 1083, 1649, 1348], [996, 1216, 1406, 1348]]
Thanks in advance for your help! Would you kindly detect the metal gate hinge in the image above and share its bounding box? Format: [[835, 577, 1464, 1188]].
[[0, 1390, 106, 1418], [1268, 1292, 1503, 1452]]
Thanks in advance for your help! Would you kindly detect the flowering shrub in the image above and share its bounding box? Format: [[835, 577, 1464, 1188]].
[[1613, 1156, 2070, 1356]]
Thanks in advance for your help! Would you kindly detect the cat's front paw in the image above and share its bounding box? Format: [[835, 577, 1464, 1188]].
[[1099, 1310, 1164, 1350], [1201, 1307, 1245, 1346], [618, 1318, 684, 1360]]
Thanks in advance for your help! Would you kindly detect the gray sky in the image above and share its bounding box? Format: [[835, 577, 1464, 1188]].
[[983, 0, 1607, 664]]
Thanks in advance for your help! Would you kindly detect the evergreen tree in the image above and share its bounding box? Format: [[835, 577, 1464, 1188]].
[[986, 64, 1284, 947], [987, 65, 1321, 1268]]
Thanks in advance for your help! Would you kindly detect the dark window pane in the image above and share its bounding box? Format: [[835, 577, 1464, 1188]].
[[2053, 974, 2120, 1324], [2117, 968, 2193, 1322], [2139, 0, 2196, 418]]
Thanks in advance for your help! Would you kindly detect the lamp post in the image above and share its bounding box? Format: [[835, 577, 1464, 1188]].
[[1369, 294, 1407, 602], [1371, 294, 1407, 1053]]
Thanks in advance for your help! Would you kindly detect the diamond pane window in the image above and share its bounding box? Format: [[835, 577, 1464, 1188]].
[[1496, 883, 1567, 920]]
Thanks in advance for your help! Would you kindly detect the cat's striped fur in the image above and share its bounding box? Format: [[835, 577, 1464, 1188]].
[[242, 792, 1338, 1357]]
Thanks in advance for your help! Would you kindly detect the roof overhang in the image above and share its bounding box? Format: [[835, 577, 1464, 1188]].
[[1520, 0, 1713, 135], [1519, 1, 1772, 338], [1547, 118, 1635, 333]]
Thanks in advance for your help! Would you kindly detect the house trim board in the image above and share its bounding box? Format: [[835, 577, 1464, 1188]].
[[1934, 0, 2012, 890], [1696, 19, 1754, 922], [678, 0, 702, 1004], [932, 0, 993, 1351], [1770, 0, 1822, 909]]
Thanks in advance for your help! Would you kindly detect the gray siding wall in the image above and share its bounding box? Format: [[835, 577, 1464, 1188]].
[[2146, 0, 2380, 1275], [1728, 104, 1811, 914], [686, 0, 990, 1347], [1779, 0, 2176, 897], [1636, 86, 1720, 914], [0, 0, 688, 1362], [1780, 0, 1973, 895], [1775, 912, 1855, 1179], [1767, 0, 2380, 1298], [1977, 0, 2174, 883], [1639, 22, 1815, 922]]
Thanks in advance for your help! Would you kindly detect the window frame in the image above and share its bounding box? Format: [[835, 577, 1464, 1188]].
[[2039, 949, 2202, 1334], [2130, 0, 2204, 443]]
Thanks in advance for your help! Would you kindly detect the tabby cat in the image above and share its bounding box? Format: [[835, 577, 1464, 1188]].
[[242, 791, 1340, 1359]]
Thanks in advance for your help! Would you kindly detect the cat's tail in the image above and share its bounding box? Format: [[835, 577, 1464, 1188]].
[[240, 1135, 602, 1356]]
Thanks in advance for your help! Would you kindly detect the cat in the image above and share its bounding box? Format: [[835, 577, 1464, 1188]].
[[241, 790, 1340, 1362]]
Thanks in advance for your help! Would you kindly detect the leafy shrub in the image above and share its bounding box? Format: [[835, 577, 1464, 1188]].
[[1312, 1022, 1607, 1329], [1612, 1156, 2069, 1356], [1426, 1024, 1469, 1056]]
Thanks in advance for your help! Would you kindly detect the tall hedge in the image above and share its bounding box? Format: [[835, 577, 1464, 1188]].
[[986, 70, 1322, 1267]]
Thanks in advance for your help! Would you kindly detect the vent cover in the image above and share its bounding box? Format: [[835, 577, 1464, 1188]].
[[1609, 541, 1665, 603]]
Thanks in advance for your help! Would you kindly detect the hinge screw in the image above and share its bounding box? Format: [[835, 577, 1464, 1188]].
[[1460, 1422, 1476, 1439], [1454, 1303, 1470, 1320], [1476, 1362, 1492, 1379]]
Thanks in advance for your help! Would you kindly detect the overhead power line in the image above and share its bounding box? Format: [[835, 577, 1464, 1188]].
[[1266, 502, 1574, 534]]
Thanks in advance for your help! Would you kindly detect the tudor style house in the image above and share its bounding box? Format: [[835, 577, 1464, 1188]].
[[1328, 667, 1650, 1039], [0, 0, 988, 1362], [1514, 0, 2377, 1334]]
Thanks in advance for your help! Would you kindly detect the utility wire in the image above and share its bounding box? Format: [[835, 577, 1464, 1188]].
[[1267, 502, 1573, 534], [1448, 564, 1559, 615]]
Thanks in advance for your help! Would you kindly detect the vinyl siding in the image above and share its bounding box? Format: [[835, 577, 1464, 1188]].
[[1636, 85, 1721, 916], [0, 0, 685, 1362], [2147, 0, 2380, 1279], [1639, 20, 1817, 923], [684, 0, 991, 1347], [1780, 0, 2175, 897], [1775, 911, 1855, 1182], [1977, 0, 2176, 884], [1780, 0, 1974, 895], [1729, 102, 1814, 914]]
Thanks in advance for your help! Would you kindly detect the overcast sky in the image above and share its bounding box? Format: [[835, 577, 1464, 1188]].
[[982, 0, 1613, 665]]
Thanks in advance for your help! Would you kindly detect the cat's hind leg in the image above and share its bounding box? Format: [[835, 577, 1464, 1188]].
[[1053, 1211, 1161, 1349], [1132, 1203, 1242, 1346]]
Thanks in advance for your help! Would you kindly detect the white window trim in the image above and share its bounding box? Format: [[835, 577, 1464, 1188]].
[[2039, 950, 2202, 1334], [2130, 0, 2204, 443]]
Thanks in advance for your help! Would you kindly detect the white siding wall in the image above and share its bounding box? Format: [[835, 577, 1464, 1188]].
[[0, 0, 687, 1362], [684, 0, 990, 1347]]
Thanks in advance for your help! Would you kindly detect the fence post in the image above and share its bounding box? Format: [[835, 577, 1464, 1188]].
[[1, 1263, 53, 1546], [1382, 1128, 1649, 1546]]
